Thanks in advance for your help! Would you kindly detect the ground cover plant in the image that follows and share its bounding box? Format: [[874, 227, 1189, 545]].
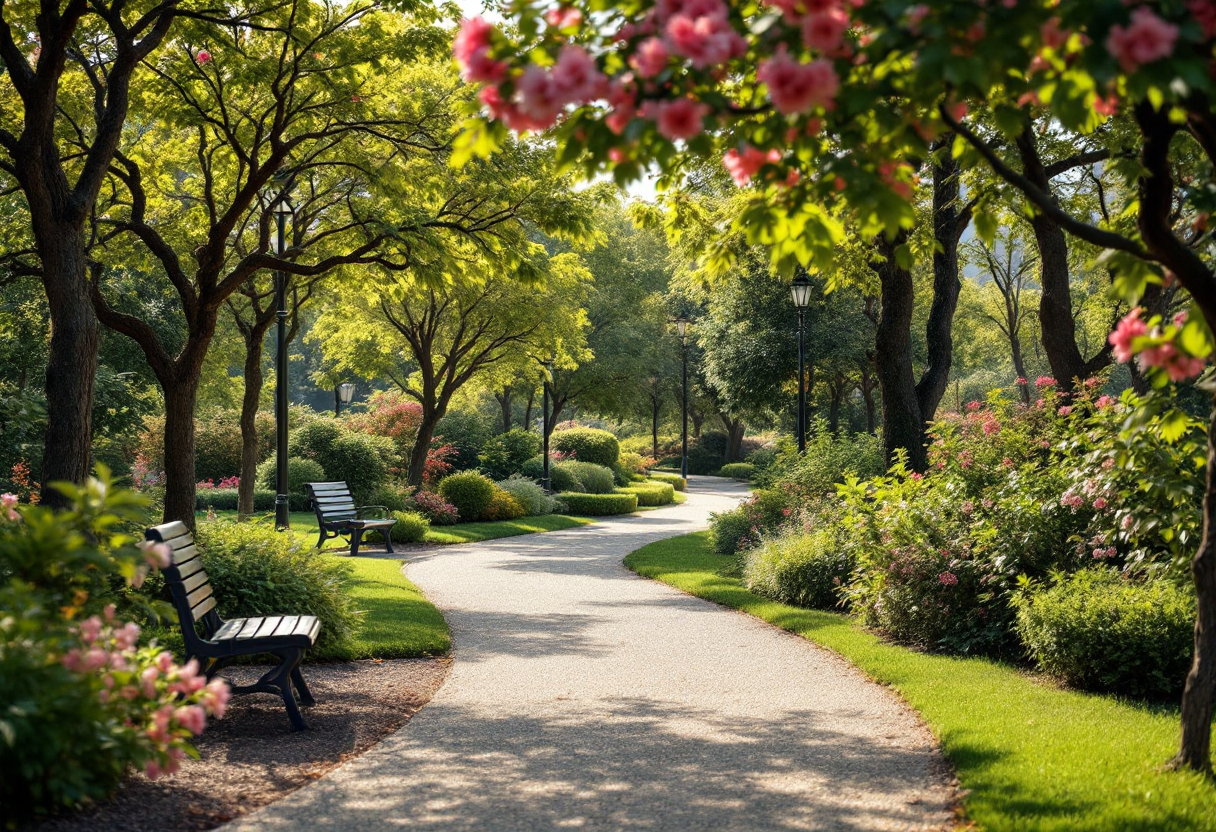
[[625, 532, 1216, 832]]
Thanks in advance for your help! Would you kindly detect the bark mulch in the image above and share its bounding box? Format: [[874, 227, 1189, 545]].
[[33, 657, 449, 832]]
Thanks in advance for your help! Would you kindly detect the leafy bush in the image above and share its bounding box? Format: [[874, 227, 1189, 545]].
[[648, 472, 686, 491], [551, 427, 620, 467], [719, 463, 756, 481], [286, 417, 344, 472], [497, 475, 557, 516], [555, 460, 615, 494], [139, 409, 276, 485], [520, 455, 583, 491], [389, 511, 430, 544], [622, 481, 675, 506], [745, 445, 779, 472], [479, 487, 528, 521], [195, 520, 361, 660], [411, 490, 460, 525], [617, 451, 650, 475], [478, 428, 541, 480], [343, 391, 422, 478], [708, 489, 794, 556], [194, 488, 301, 513], [560, 491, 639, 515], [437, 471, 496, 520], [326, 433, 394, 505], [1013, 569, 1195, 699], [434, 409, 493, 472], [743, 526, 852, 609], [1, 474, 228, 825], [368, 482, 411, 512], [756, 428, 883, 495], [687, 431, 729, 475], [256, 455, 326, 497]]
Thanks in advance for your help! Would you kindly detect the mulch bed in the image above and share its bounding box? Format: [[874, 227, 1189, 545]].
[[32, 657, 449, 832]]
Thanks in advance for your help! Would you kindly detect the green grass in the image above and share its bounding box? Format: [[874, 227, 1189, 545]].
[[339, 556, 449, 658], [624, 531, 1216, 832], [203, 510, 591, 547]]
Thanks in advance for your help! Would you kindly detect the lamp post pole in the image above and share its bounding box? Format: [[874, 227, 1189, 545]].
[[273, 201, 292, 531], [675, 316, 690, 480], [791, 271, 812, 454], [542, 359, 553, 493]]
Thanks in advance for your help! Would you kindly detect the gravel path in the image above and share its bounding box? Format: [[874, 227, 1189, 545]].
[[224, 477, 953, 832]]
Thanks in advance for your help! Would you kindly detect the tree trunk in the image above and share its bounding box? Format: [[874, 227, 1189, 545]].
[[1010, 331, 1031, 404], [872, 233, 927, 471], [1015, 126, 1112, 391], [406, 409, 442, 489], [861, 363, 877, 434], [38, 237, 99, 507], [718, 413, 745, 463], [828, 377, 844, 435], [162, 380, 199, 527], [237, 325, 271, 517], [691, 407, 704, 439], [496, 388, 512, 432], [651, 395, 660, 459], [1172, 395, 1216, 774]]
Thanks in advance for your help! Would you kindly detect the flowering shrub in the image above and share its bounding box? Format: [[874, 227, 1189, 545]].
[[708, 489, 795, 556], [423, 442, 458, 487], [410, 490, 460, 525], [196, 475, 240, 490], [0, 470, 229, 825]]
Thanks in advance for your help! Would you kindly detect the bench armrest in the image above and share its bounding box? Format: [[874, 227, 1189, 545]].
[[357, 505, 391, 520]]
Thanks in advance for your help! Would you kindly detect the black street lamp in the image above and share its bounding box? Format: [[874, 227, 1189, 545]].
[[674, 315, 690, 479], [541, 356, 554, 493], [791, 271, 812, 453], [272, 193, 294, 531], [335, 381, 355, 416]]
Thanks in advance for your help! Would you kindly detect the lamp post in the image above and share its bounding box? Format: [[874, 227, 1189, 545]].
[[272, 194, 294, 531], [541, 357, 554, 493], [335, 381, 355, 416], [674, 315, 690, 480], [790, 271, 812, 453]]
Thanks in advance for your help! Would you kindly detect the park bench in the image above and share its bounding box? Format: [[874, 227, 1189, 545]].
[[145, 521, 320, 731], [304, 481, 396, 556]]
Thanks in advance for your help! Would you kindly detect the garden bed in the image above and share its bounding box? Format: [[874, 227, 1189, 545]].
[[624, 531, 1216, 832]]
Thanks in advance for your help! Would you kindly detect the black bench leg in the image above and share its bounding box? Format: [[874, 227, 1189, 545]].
[[316, 529, 327, 550], [383, 530, 395, 555], [274, 648, 308, 731], [350, 528, 364, 557], [291, 665, 316, 707]]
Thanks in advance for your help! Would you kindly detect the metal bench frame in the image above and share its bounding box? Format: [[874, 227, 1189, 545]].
[[304, 481, 397, 556], [146, 521, 321, 730]]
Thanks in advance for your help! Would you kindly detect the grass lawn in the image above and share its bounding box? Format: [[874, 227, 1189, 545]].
[[624, 531, 1216, 832], [338, 556, 449, 659], [204, 510, 591, 547]]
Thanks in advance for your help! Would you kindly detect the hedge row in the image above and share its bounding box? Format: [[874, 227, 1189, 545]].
[[623, 482, 675, 506], [718, 463, 756, 481], [194, 488, 309, 513], [648, 472, 686, 491], [559, 492, 639, 516]]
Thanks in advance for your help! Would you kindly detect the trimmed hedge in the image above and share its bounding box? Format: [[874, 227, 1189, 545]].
[[1012, 568, 1195, 699], [438, 471, 496, 520], [389, 511, 430, 544], [551, 427, 620, 467], [718, 462, 756, 481], [649, 472, 686, 491], [623, 481, 675, 506], [480, 486, 528, 521], [560, 491, 639, 516], [194, 488, 308, 513], [555, 460, 615, 494]]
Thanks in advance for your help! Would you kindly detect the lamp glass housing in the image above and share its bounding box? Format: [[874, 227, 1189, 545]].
[[674, 317, 689, 338], [337, 382, 355, 404], [791, 275, 813, 308]]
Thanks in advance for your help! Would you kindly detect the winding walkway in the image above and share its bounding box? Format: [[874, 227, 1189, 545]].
[[226, 477, 952, 831]]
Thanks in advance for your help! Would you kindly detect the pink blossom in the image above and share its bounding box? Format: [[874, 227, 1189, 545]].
[[982, 418, 1001, 436], [1, 492, 17, 521], [514, 65, 564, 129], [1122, 514, 1135, 530], [654, 97, 709, 140], [1057, 405, 1073, 416], [1191, 0, 1216, 39], [545, 6, 583, 28], [965, 400, 982, 412], [939, 572, 958, 586], [722, 145, 781, 186], [79, 616, 103, 645], [909, 472, 923, 481], [1061, 491, 1084, 511], [113, 622, 141, 651], [139, 539, 173, 569], [802, 8, 850, 52], [1041, 17, 1069, 50], [156, 651, 175, 673], [608, 147, 628, 164], [906, 4, 930, 31], [1093, 497, 1108, 510], [174, 705, 208, 736], [960, 500, 974, 515], [551, 45, 605, 105], [757, 48, 838, 114], [1002, 457, 1014, 467], [1106, 6, 1179, 73], [631, 37, 670, 77], [453, 18, 506, 83], [1109, 307, 1147, 363], [196, 50, 211, 64], [1016, 376, 1028, 385], [1034, 376, 1056, 388], [1096, 395, 1113, 408], [203, 678, 232, 719], [666, 12, 741, 68], [605, 82, 638, 134], [141, 666, 160, 699]]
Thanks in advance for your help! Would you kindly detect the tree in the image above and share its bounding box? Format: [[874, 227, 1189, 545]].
[[312, 254, 591, 487], [967, 227, 1039, 402]]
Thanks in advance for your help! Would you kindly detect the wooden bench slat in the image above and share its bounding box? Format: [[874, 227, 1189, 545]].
[[192, 594, 217, 620], [180, 569, 209, 595], [174, 555, 205, 580], [186, 583, 214, 612], [272, 615, 298, 638]]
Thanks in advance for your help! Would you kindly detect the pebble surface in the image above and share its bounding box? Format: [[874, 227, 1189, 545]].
[[223, 477, 953, 832]]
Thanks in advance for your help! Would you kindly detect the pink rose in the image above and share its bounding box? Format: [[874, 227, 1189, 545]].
[[196, 50, 211, 64], [1109, 307, 1146, 363], [802, 7, 849, 52], [722, 145, 781, 186], [551, 45, 605, 105], [757, 48, 838, 114], [1106, 6, 1179, 73], [654, 97, 709, 140], [631, 37, 670, 78]]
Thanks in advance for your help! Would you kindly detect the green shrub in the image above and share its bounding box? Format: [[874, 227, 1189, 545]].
[[618, 451, 649, 475], [521, 456, 583, 492], [479, 486, 528, 521], [478, 428, 540, 480], [551, 427, 620, 467], [195, 519, 361, 660], [1013, 569, 1195, 699], [368, 482, 411, 512], [687, 431, 729, 475], [411, 490, 459, 525], [255, 455, 326, 496], [649, 472, 686, 491], [434, 409, 493, 472], [709, 489, 792, 555], [555, 460, 615, 494], [437, 471, 496, 520], [623, 481, 675, 506], [561, 491, 639, 515], [497, 475, 557, 516], [389, 510, 430, 544], [719, 462, 756, 481], [194, 487, 297, 512], [745, 446, 779, 472], [287, 418, 344, 470], [326, 433, 394, 505], [743, 527, 852, 609], [756, 428, 883, 495]]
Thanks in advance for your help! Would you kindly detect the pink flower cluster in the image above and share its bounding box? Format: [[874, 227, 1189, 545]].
[[757, 46, 839, 115], [938, 571, 958, 586], [196, 476, 239, 490], [61, 606, 231, 780], [1034, 376, 1056, 389], [1, 492, 17, 521], [722, 145, 782, 185], [1191, 0, 1216, 39], [1109, 307, 1207, 382], [1106, 6, 1179, 73]]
